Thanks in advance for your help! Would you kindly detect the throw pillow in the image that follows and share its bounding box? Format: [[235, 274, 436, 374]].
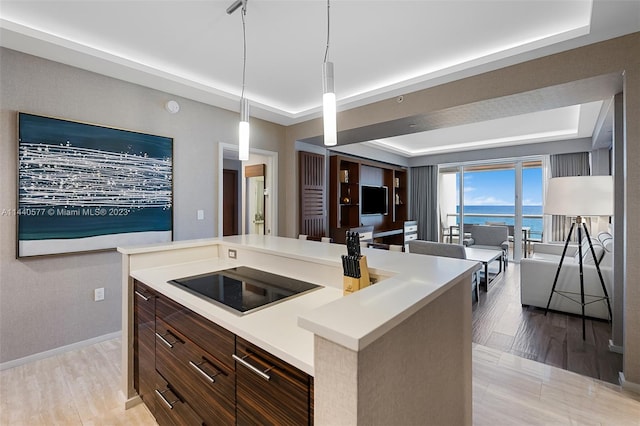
[[597, 231, 613, 246], [576, 238, 604, 265]]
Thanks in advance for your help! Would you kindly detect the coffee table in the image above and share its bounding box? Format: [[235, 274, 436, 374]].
[[465, 247, 504, 291]]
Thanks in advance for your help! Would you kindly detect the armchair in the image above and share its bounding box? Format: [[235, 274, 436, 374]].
[[408, 240, 480, 303], [520, 232, 613, 319], [463, 225, 509, 267]]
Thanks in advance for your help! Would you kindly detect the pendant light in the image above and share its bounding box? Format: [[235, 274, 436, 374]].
[[322, 0, 337, 146], [228, 0, 250, 160]]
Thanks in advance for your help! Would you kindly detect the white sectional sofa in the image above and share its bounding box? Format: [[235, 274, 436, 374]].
[[520, 232, 613, 320]]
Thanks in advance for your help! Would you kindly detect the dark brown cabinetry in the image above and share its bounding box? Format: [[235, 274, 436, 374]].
[[155, 316, 235, 425], [331, 157, 361, 231], [235, 337, 312, 425], [133, 281, 156, 416], [133, 279, 314, 425], [153, 371, 204, 426], [329, 155, 408, 244], [155, 295, 235, 371]]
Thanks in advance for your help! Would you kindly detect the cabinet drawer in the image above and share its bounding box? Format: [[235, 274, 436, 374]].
[[235, 337, 311, 426], [154, 372, 204, 426], [404, 225, 418, 233], [156, 294, 235, 370], [404, 233, 417, 242], [134, 280, 156, 318], [156, 317, 235, 425]]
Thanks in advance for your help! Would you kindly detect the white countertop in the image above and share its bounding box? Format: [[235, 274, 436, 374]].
[[120, 235, 479, 376]]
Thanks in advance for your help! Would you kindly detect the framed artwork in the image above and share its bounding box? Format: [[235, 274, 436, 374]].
[[17, 112, 173, 257]]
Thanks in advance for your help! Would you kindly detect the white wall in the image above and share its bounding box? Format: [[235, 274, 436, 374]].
[[0, 48, 285, 364]]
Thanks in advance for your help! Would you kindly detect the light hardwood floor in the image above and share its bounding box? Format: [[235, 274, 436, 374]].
[[1, 327, 639, 425]]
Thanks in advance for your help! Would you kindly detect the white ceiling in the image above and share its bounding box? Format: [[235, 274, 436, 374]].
[[1, 0, 638, 155], [367, 101, 604, 156]]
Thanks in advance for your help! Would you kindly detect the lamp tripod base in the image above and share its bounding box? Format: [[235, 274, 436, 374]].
[[544, 217, 612, 340]]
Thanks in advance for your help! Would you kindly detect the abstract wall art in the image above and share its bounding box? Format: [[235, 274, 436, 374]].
[[17, 112, 173, 257]]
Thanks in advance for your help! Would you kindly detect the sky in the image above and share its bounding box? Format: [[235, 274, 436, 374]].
[[459, 168, 542, 206]]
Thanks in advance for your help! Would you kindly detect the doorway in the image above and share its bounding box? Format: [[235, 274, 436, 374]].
[[218, 143, 278, 238], [245, 164, 266, 235]]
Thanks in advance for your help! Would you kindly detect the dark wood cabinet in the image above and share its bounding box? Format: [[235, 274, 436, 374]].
[[155, 316, 235, 425], [392, 169, 407, 223], [329, 156, 361, 233], [153, 371, 205, 426], [235, 337, 312, 426], [133, 281, 156, 416], [155, 294, 235, 371], [133, 280, 314, 425], [329, 155, 408, 244]]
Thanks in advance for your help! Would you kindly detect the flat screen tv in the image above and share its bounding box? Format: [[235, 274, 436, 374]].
[[361, 185, 388, 215]]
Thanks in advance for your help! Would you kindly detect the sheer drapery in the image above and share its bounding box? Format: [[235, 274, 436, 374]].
[[549, 152, 591, 241], [410, 166, 438, 241]]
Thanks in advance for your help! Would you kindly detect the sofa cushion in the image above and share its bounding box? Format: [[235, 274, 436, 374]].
[[531, 252, 564, 262], [574, 238, 604, 265], [408, 240, 466, 259]]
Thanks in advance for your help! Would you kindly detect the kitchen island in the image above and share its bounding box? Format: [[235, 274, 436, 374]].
[[119, 235, 479, 425]]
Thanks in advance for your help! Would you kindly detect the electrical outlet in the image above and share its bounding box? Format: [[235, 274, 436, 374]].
[[94, 287, 105, 301], [228, 249, 237, 259]]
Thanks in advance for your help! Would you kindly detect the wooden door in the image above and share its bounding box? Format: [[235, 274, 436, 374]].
[[299, 151, 326, 237], [223, 169, 238, 236]]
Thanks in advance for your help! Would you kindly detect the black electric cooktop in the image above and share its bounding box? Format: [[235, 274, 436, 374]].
[[168, 266, 320, 315]]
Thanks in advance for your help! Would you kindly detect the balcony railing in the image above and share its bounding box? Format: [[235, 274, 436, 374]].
[[445, 213, 543, 241]]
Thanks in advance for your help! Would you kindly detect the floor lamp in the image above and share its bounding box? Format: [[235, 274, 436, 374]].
[[543, 176, 613, 340]]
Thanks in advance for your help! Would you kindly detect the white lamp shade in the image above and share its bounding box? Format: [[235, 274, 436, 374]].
[[544, 176, 613, 216], [238, 120, 249, 161], [322, 62, 337, 146], [238, 98, 250, 161], [323, 92, 337, 146]]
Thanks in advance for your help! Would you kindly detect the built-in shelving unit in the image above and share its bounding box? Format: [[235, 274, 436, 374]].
[[329, 155, 408, 244]]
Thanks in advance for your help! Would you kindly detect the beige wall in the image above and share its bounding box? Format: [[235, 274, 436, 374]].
[[285, 33, 640, 386], [0, 48, 286, 364], [622, 67, 640, 384]]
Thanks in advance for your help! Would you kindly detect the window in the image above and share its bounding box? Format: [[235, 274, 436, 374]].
[[439, 158, 543, 261]]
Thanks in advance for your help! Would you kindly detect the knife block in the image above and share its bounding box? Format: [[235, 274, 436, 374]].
[[343, 256, 371, 295]]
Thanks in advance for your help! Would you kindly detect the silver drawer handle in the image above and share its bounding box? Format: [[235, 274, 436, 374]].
[[155, 331, 178, 348], [189, 360, 220, 384], [155, 388, 178, 410], [134, 290, 150, 301], [232, 353, 272, 381]]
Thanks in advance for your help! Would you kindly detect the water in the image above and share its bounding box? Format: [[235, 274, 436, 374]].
[[454, 205, 543, 239]]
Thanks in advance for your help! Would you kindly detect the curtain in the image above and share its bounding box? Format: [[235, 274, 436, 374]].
[[549, 152, 590, 241], [410, 165, 438, 241]]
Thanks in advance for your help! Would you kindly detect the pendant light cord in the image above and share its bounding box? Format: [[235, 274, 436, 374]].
[[323, 0, 330, 64], [241, 2, 247, 100]]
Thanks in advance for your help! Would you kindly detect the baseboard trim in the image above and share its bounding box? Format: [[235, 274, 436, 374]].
[[619, 372, 640, 394], [608, 339, 624, 354], [0, 330, 122, 371], [125, 395, 143, 410]]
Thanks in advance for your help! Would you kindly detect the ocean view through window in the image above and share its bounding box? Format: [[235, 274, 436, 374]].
[[439, 159, 544, 256], [453, 205, 543, 241]]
